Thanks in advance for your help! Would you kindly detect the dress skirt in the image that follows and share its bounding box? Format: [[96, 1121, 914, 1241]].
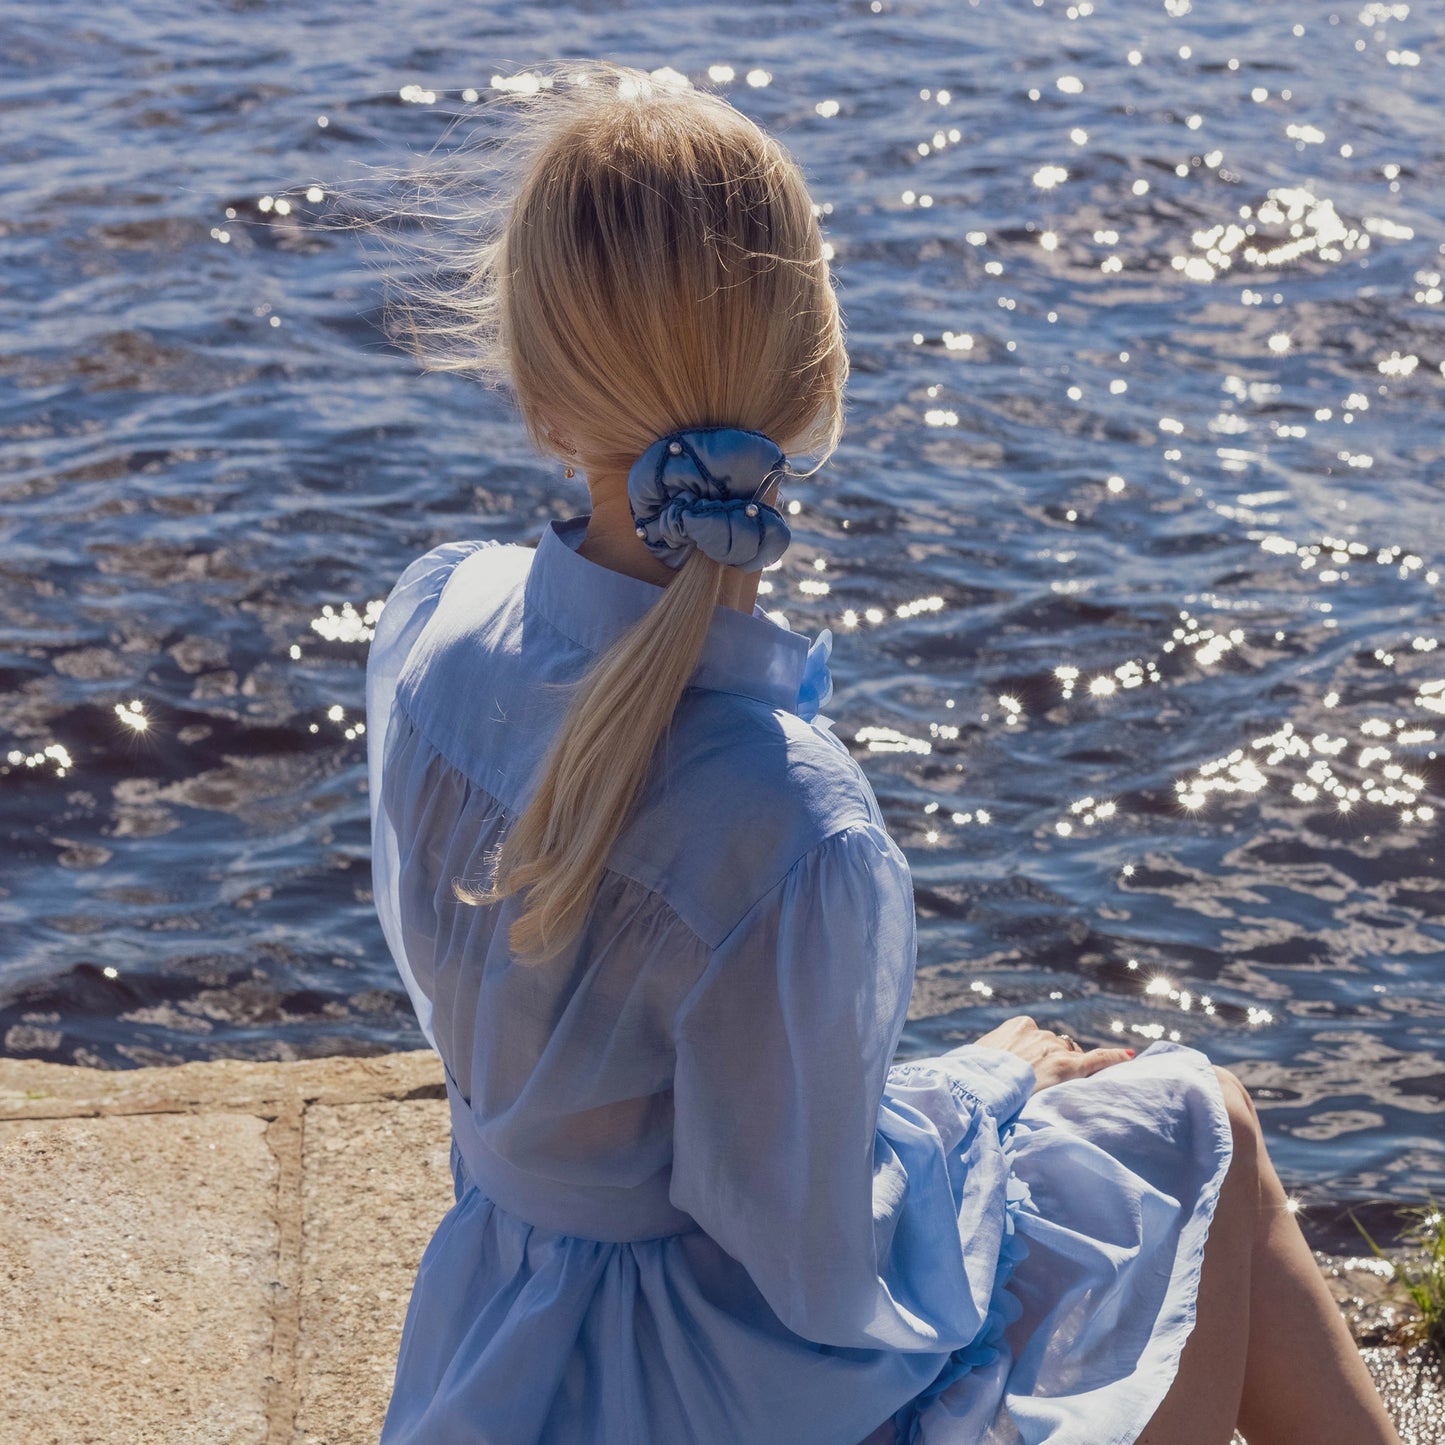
[[909, 1040, 1231, 1445]]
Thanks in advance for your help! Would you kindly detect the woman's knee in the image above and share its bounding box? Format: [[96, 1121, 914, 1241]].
[[1214, 1066, 1261, 1170]]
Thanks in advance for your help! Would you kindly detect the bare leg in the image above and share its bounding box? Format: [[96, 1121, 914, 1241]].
[[1136, 1068, 1259, 1445], [1230, 1075, 1401, 1445]]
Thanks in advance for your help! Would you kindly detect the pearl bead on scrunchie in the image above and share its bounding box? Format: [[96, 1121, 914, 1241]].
[[626, 427, 792, 572]]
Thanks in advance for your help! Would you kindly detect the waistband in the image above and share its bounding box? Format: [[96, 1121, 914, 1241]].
[[443, 1068, 698, 1244]]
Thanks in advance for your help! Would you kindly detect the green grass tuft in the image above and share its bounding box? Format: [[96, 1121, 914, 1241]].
[[1351, 1197, 1445, 1366]]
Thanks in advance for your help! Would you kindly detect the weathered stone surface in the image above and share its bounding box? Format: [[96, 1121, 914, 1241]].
[[0, 1111, 278, 1445], [1318, 1250, 1422, 1345], [0, 1051, 446, 1445], [0, 1049, 445, 1122], [295, 1099, 452, 1445]]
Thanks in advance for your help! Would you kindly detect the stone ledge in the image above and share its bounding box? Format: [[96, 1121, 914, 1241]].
[[1, 1051, 451, 1445], [1, 1109, 281, 1444], [0, 1049, 446, 1122]]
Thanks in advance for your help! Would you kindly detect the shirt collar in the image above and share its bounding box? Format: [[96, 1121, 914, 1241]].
[[525, 517, 810, 713]]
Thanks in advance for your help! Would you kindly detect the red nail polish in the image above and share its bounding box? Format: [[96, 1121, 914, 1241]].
[[1125, 1049, 1136, 1057]]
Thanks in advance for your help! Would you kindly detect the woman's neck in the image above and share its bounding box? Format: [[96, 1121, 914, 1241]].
[[576, 483, 764, 615]]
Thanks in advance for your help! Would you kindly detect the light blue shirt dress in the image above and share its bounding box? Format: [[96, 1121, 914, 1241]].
[[366, 517, 1233, 1445]]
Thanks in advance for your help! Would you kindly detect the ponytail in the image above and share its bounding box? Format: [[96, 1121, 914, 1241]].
[[459, 550, 724, 960], [414, 62, 846, 958]]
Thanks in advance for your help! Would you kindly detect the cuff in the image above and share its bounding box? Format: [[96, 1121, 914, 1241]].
[[938, 1044, 1036, 1125]]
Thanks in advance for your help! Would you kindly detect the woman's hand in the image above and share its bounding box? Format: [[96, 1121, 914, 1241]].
[[970, 1015, 1134, 1094]]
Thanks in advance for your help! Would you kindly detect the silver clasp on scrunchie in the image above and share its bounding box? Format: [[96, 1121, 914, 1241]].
[[626, 427, 792, 572]]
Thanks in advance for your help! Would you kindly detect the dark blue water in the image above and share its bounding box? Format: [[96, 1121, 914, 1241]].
[[3, 0, 1442, 1238]]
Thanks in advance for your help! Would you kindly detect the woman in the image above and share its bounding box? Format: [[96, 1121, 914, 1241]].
[[365, 62, 1400, 1444]]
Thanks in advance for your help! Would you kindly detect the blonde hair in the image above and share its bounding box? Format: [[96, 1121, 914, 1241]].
[[379, 63, 847, 959]]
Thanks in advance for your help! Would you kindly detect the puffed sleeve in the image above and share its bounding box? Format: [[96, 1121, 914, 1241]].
[[669, 822, 1036, 1354], [366, 541, 493, 1048]]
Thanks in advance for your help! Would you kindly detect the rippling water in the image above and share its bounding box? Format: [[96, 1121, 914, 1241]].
[[3, 0, 1442, 1235]]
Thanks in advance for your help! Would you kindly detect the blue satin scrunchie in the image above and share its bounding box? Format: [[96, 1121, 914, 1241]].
[[627, 426, 792, 572]]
